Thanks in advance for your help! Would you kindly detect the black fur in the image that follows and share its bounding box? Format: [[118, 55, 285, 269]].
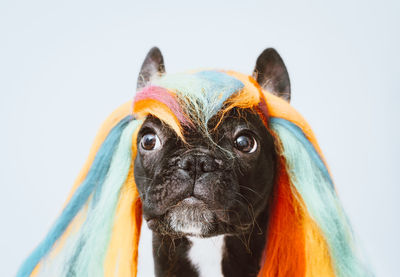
[[134, 47, 291, 276], [134, 110, 277, 276], [137, 47, 165, 90], [253, 48, 291, 102]]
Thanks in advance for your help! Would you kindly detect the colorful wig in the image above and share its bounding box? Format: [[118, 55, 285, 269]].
[[17, 70, 371, 277]]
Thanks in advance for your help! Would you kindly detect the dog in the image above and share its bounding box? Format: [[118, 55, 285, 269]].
[[134, 47, 285, 277], [17, 48, 371, 277]]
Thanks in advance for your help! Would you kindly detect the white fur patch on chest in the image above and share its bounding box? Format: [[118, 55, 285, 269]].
[[187, 235, 225, 277]]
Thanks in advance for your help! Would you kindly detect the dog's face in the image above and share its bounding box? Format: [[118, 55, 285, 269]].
[[134, 109, 277, 237], [134, 47, 290, 238]]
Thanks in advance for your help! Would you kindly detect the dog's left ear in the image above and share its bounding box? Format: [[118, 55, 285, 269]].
[[137, 47, 166, 90], [252, 48, 291, 102]]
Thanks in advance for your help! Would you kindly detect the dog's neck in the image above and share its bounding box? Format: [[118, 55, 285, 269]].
[[152, 205, 269, 277]]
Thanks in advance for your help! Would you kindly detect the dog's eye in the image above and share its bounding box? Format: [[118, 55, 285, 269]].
[[140, 133, 161, 151], [234, 134, 257, 153]]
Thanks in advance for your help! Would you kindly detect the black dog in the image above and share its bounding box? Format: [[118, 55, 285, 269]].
[[134, 47, 290, 277]]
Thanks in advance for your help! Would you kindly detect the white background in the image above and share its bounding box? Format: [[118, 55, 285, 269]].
[[1, 0, 399, 276]]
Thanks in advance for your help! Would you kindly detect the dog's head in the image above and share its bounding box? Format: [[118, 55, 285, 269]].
[[134, 48, 290, 237]]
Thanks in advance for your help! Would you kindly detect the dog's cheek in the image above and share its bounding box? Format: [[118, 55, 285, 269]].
[[241, 146, 276, 218], [232, 143, 276, 219], [133, 155, 150, 201], [134, 151, 163, 192]]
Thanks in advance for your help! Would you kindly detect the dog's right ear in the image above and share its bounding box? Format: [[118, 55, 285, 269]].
[[137, 47, 166, 90]]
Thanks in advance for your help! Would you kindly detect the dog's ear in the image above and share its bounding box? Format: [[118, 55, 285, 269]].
[[252, 48, 291, 102], [137, 47, 166, 90]]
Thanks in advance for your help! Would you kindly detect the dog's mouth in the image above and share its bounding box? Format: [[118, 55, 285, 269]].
[[146, 197, 218, 237]]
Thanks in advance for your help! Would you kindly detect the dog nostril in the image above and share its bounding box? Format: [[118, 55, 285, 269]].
[[199, 157, 219, 172], [179, 156, 194, 171]]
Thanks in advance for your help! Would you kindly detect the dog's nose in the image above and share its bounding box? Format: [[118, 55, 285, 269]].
[[179, 154, 220, 173]]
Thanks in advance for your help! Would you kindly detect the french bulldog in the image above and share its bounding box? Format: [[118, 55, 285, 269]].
[[133, 47, 290, 277]]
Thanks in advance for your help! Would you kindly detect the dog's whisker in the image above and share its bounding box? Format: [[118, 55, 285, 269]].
[[239, 185, 263, 199]]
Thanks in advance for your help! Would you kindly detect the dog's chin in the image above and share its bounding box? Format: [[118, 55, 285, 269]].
[[146, 197, 219, 238], [167, 197, 216, 237]]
